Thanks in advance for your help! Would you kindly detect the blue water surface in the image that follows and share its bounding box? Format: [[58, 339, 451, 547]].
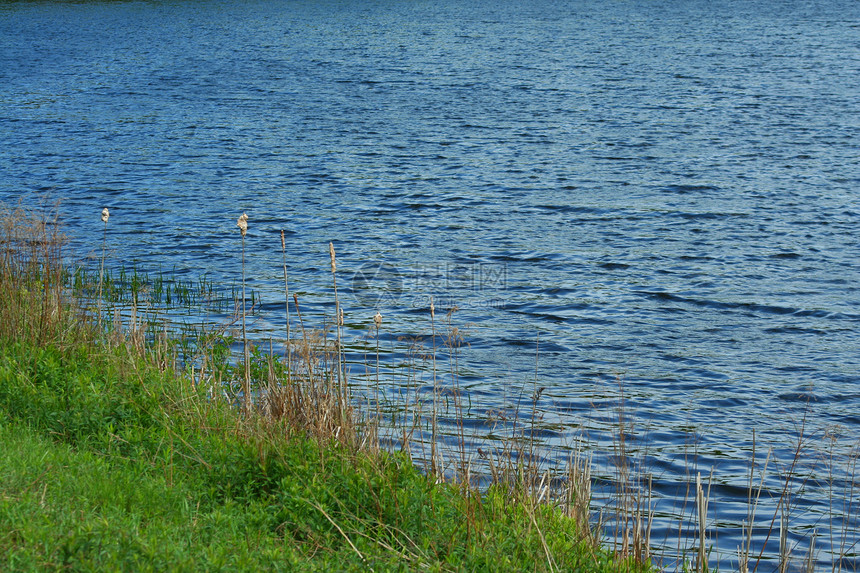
[[2, 0, 859, 569]]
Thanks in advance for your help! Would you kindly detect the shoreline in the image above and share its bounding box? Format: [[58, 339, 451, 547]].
[[2, 203, 857, 571]]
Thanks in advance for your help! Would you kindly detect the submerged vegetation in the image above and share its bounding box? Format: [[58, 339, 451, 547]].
[[1, 201, 857, 572]]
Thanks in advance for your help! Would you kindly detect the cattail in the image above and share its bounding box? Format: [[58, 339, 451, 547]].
[[238, 212, 250, 415], [429, 295, 438, 477], [328, 240, 345, 424], [280, 230, 291, 382], [237, 212, 248, 237], [98, 207, 110, 329], [373, 310, 382, 427]]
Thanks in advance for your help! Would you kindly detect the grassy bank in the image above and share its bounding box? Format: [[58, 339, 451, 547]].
[[0, 206, 644, 571], [6, 202, 858, 572], [1, 341, 626, 572]]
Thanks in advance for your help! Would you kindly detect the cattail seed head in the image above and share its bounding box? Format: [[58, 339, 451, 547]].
[[430, 299, 435, 320], [329, 242, 336, 273], [101, 207, 110, 223], [280, 230, 285, 251], [373, 311, 382, 329], [338, 308, 344, 326], [237, 213, 248, 237]]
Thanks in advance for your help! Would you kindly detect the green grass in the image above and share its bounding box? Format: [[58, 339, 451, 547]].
[[0, 202, 649, 571], [0, 336, 637, 572], [6, 203, 859, 572], [0, 421, 294, 572]]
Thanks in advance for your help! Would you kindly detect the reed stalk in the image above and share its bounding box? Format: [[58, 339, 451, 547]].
[[754, 413, 809, 573], [293, 293, 307, 344], [373, 311, 382, 427], [778, 509, 788, 573], [442, 307, 467, 484], [695, 472, 709, 573], [805, 530, 816, 573], [98, 207, 109, 329], [430, 296, 439, 477], [530, 333, 541, 499], [237, 212, 250, 415], [329, 242, 345, 424], [281, 230, 291, 386]]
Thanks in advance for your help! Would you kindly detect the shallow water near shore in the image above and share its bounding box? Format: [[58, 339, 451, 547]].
[[2, 0, 859, 569]]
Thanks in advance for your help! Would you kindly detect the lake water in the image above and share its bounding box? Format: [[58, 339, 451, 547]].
[[2, 0, 859, 569]]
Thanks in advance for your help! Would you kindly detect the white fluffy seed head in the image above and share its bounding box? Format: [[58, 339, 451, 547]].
[[373, 311, 382, 329], [101, 207, 110, 223], [329, 242, 336, 273], [430, 298, 435, 320], [237, 213, 248, 237]]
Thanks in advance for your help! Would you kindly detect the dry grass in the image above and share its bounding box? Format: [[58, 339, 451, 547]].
[[0, 201, 74, 346], [4, 200, 858, 572]]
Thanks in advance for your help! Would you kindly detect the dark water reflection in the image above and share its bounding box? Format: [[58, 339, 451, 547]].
[[2, 0, 859, 569]]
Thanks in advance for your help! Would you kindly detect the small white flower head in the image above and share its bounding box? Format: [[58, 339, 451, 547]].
[[329, 242, 336, 273], [373, 311, 382, 330], [101, 207, 110, 223], [237, 213, 248, 237]]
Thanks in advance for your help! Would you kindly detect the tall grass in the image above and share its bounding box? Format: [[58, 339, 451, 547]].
[[0, 201, 70, 346], [237, 212, 250, 415], [3, 201, 858, 572], [280, 229, 292, 385], [97, 207, 109, 329], [2, 202, 644, 572]]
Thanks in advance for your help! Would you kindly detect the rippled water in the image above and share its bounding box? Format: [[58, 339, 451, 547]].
[[2, 0, 859, 569]]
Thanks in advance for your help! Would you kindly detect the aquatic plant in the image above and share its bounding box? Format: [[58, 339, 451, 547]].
[[374, 310, 383, 424], [98, 207, 109, 328], [4, 201, 857, 572], [280, 229, 291, 385], [237, 212, 250, 414], [330, 241, 346, 426]]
